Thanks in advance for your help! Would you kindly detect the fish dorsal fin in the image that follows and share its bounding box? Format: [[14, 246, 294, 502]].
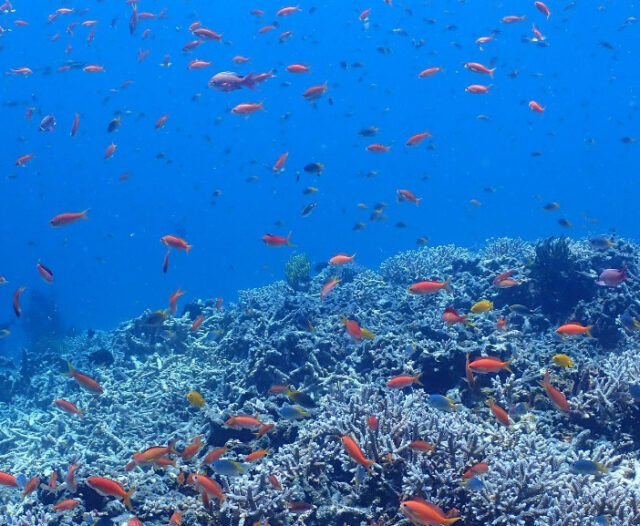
[[483, 356, 503, 362]]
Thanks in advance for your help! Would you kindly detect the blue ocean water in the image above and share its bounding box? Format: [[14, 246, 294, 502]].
[[0, 2, 637, 343]]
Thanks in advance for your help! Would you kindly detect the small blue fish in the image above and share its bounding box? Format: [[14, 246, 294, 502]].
[[461, 476, 485, 491], [629, 384, 640, 402], [508, 402, 530, 418], [279, 404, 309, 419], [212, 459, 247, 477], [428, 394, 457, 412], [620, 313, 640, 333], [570, 459, 607, 476]]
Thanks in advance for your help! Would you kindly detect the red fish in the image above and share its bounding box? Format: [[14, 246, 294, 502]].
[[86, 477, 135, 511], [52, 498, 80, 511], [70, 112, 80, 137], [464, 62, 495, 77], [181, 435, 204, 462], [409, 440, 435, 452], [193, 28, 222, 41], [366, 143, 391, 153], [501, 15, 526, 24], [245, 449, 269, 462], [203, 446, 229, 464], [342, 318, 362, 341], [465, 84, 492, 94], [406, 131, 431, 146], [397, 189, 422, 205], [386, 374, 422, 388], [273, 152, 289, 173], [36, 262, 54, 283], [155, 114, 169, 129], [468, 356, 512, 374], [269, 474, 282, 490], [492, 270, 515, 285], [463, 462, 488, 478], [367, 416, 378, 429], [329, 253, 355, 265], [225, 415, 262, 429], [534, 1, 551, 18], [321, 277, 340, 298], [408, 279, 451, 295], [400, 498, 460, 525], [105, 142, 117, 160], [161, 235, 193, 252], [442, 307, 469, 325], [169, 288, 186, 315], [556, 323, 593, 338], [418, 67, 441, 78], [0, 472, 18, 487], [169, 511, 183, 525], [16, 153, 34, 166], [255, 423, 275, 437], [303, 82, 328, 101], [538, 371, 570, 412], [193, 474, 226, 505], [486, 399, 510, 426], [22, 476, 40, 499], [64, 362, 103, 394], [286, 64, 310, 74], [83, 64, 105, 72], [496, 317, 507, 331], [191, 315, 205, 332], [276, 6, 301, 16], [50, 210, 89, 227], [13, 286, 26, 317], [187, 59, 211, 70], [54, 399, 83, 416], [529, 101, 545, 113], [341, 436, 374, 473], [231, 102, 264, 115], [262, 233, 294, 247]]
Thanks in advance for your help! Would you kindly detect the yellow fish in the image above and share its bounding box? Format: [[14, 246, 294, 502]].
[[552, 354, 574, 368], [186, 391, 206, 408], [470, 300, 494, 314], [361, 327, 376, 340]]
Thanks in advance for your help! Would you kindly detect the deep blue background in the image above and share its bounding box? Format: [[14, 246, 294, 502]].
[[0, 0, 637, 352]]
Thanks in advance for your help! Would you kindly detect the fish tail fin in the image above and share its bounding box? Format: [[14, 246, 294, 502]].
[[286, 232, 295, 247], [63, 361, 74, 377], [443, 278, 452, 293], [504, 358, 514, 373], [81, 209, 90, 219], [596, 462, 608, 474], [186, 244, 193, 253], [445, 518, 461, 525], [586, 325, 594, 338], [414, 373, 423, 386], [489, 68, 496, 77], [416, 197, 423, 206], [123, 487, 136, 511], [351, 253, 357, 260], [167, 440, 179, 456]]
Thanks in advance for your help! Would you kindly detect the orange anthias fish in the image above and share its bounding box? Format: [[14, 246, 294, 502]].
[[496, 317, 507, 331], [468, 356, 512, 374], [556, 323, 593, 339], [538, 371, 570, 412], [155, 114, 169, 129], [181, 435, 204, 462], [50, 209, 89, 227], [366, 143, 391, 153], [329, 253, 356, 266], [486, 399, 510, 427], [190, 315, 205, 332], [463, 462, 489, 478], [409, 440, 435, 452], [225, 415, 263, 429], [231, 102, 264, 115], [441, 307, 469, 326], [192, 474, 226, 504], [52, 498, 80, 511], [400, 498, 461, 525], [126, 441, 178, 471], [408, 279, 451, 295], [21, 476, 41, 499], [169, 288, 186, 315], [86, 477, 135, 511], [203, 446, 229, 464], [245, 449, 269, 462], [397, 189, 422, 205], [272, 152, 289, 173], [169, 510, 183, 525], [161, 235, 193, 252], [342, 318, 362, 341], [54, 399, 83, 416], [64, 362, 103, 394], [386, 374, 423, 388], [0, 472, 18, 487], [262, 233, 294, 247], [341, 436, 374, 473], [13, 286, 26, 317], [321, 277, 340, 299], [406, 131, 432, 146]]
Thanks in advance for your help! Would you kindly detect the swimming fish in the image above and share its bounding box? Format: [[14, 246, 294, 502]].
[[279, 404, 309, 419], [569, 460, 607, 476], [428, 394, 457, 411], [552, 354, 574, 368], [186, 391, 205, 408], [470, 300, 493, 314], [341, 436, 374, 473], [408, 279, 451, 295], [556, 323, 593, 339], [400, 498, 461, 525]]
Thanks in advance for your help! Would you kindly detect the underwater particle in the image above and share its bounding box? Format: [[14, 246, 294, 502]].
[[342, 436, 374, 473], [569, 460, 608, 476], [428, 394, 457, 411], [538, 371, 570, 412], [557, 218, 572, 228], [279, 404, 309, 419], [400, 498, 461, 525], [353, 222, 366, 231], [556, 322, 593, 338], [245, 175, 259, 183], [471, 300, 493, 313], [186, 391, 205, 408], [301, 202, 317, 217], [408, 279, 451, 294], [396, 222, 408, 228], [416, 236, 429, 245], [469, 199, 482, 206], [552, 353, 574, 368], [543, 202, 560, 211], [469, 356, 512, 374], [589, 236, 614, 249], [0, 276, 8, 285], [461, 476, 485, 491], [386, 373, 422, 388], [596, 263, 629, 287], [86, 477, 135, 511]]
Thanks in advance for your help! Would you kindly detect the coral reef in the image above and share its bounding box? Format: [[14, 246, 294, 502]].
[[1, 238, 640, 525], [284, 254, 311, 292]]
